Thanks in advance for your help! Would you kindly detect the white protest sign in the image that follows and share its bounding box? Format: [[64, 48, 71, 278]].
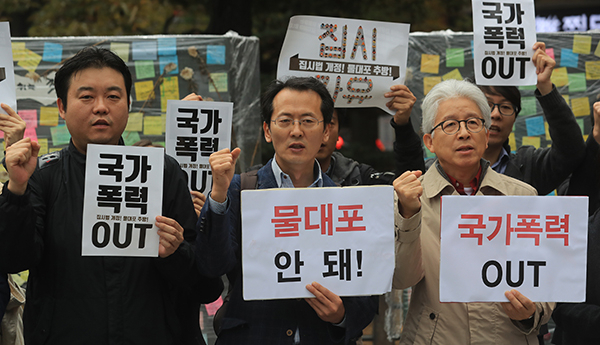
[[0, 22, 17, 114], [440, 195, 588, 302], [82, 144, 164, 257], [14, 71, 57, 107], [165, 100, 232, 194], [472, 0, 537, 86], [277, 16, 410, 115], [241, 185, 395, 300]]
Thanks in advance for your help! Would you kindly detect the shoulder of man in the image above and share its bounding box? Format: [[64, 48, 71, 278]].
[[38, 150, 63, 170], [484, 167, 538, 196]]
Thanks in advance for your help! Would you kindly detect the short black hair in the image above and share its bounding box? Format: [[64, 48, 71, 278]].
[[478, 85, 522, 117], [55, 47, 132, 111], [261, 77, 333, 129]]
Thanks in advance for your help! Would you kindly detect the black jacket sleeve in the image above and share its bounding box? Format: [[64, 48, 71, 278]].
[[392, 118, 426, 176]]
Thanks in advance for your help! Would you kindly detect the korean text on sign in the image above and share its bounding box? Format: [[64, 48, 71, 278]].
[[440, 195, 587, 303], [241, 186, 395, 300], [82, 144, 164, 257], [165, 100, 232, 194]]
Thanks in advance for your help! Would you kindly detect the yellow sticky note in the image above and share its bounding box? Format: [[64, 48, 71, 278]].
[[522, 136, 541, 148], [545, 122, 551, 141], [421, 54, 440, 74], [424, 76, 442, 95], [550, 67, 569, 87], [160, 76, 180, 112], [573, 35, 592, 55], [209, 73, 228, 93], [37, 138, 49, 156], [571, 97, 590, 117], [39, 107, 59, 127], [595, 43, 600, 58], [125, 112, 143, 132], [143, 115, 164, 135], [17, 49, 42, 73], [111, 42, 130, 62], [509, 132, 516, 151], [442, 68, 463, 81], [135, 80, 155, 101], [562, 94, 569, 104], [11, 42, 26, 61], [586, 61, 600, 80]]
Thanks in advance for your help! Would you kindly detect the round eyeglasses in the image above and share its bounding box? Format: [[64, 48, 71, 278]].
[[430, 117, 486, 135], [271, 116, 323, 129], [488, 102, 515, 116]]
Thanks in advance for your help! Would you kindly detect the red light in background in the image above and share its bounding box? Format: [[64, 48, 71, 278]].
[[375, 138, 385, 152], [336, 136, 344, 150]]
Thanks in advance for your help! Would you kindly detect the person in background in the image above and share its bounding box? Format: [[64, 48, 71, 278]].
[[551, 101, 600, 345], [316, 85, 424, 186]]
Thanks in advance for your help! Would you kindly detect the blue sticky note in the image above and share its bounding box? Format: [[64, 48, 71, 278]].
[[159, 55, 179, 75], [158, 37, 177, 56], [470, 40, 474, 57], [132, 41, 158, 61], [560, 49, 579, 68], [525, 116, 546, 137], [43, 42, 63, 63], [207, 45, 226, 65]]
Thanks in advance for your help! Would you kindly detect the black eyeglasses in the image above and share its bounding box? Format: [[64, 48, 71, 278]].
[[488, 102, 516, 116], [430, 117, 486, 135]]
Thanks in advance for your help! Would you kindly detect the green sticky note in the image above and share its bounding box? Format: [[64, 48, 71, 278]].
[[446, 48, 465, 68], [576, 118, 584, 135], [123, 131, 141, 146], [135, 60, 156, 80], [568, 73, 587, 93], [519, 97, 538, 117], [519, 85, 537, 91], [50, 125, 71, 146]]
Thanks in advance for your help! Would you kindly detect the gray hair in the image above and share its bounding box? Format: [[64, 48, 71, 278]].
[[421, 79, 491, 134]]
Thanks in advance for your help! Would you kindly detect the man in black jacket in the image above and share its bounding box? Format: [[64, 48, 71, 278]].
[[0, 47, 221, 345]]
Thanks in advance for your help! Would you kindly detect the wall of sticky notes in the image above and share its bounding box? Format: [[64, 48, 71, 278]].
[[7, 34, 261, 172], [406, 31, 600, 157]]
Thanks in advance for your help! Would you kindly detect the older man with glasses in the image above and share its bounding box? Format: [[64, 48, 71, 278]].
[[394, 42, 585, 197], [392, 79, 554, 345]]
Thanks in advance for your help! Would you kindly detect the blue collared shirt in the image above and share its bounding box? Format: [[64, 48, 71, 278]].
[[491, 147, 510, 174]]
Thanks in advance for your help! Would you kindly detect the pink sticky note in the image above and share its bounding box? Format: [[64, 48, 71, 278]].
[[18, 109, 38, 128], [205, 296, 224, 316], [24, 127, 38, 141], [546, 48, 555, 60]]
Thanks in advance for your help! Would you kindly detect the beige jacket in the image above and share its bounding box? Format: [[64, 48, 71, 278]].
[[393, 163, 554, 345], [0, 274, 25, 345]]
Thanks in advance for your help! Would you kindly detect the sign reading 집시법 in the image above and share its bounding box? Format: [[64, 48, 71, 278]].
[[277, 15, 410, 115], [440, 195, 588, 302], [241, 186, 395, 300]]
